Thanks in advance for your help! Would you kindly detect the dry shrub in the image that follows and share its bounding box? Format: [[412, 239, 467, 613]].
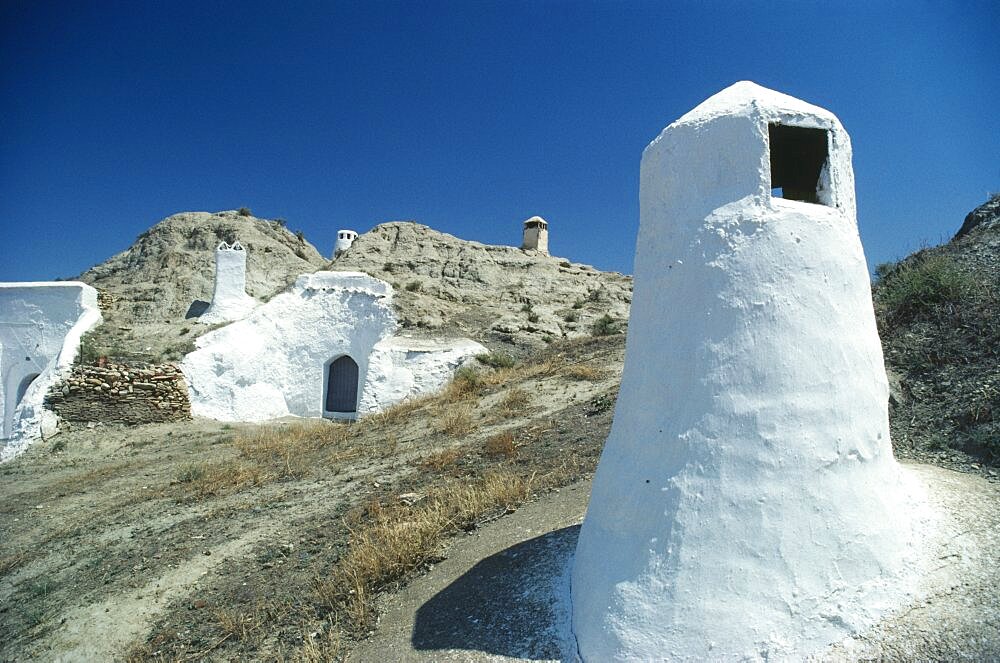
[[440, 367, 483, 403], [435, 405, 475, 437], [0, 551, 29, 576], [234, 421, 349, 478], [496, 387, 530, 414], [362, 396, 429, 430], [419, 447, 464, 471], [563, 363, 603, 381], [315, 470, 533, 633], [481, 357, 564, 388], [292, 627, 345, 663], [484, 431, 519, 458], [213, 602, 270, 644], [180, 460, 273, 498]]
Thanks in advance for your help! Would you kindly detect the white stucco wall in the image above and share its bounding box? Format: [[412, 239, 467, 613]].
[[0, 282, 102, 460], [572, 82, 929, 660], [200, 242, 258, 324], [182, 271, 486, 422]]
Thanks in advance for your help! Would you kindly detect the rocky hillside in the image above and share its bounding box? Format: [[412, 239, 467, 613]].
[[332, 222, 633, 351], [77, 210, 328, 362], [874, 194, 1000, 466]]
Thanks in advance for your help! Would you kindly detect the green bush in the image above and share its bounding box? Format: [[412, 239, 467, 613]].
[[404, 281, 422, 292], [590, 314, 619, 336], [875, 254, 972, 325], [476, 352, 516, 369]]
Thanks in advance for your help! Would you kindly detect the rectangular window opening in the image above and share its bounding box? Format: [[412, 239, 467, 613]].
[[768, 124, 829, 205]]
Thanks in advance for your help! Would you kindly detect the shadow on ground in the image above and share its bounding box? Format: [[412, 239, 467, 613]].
[[412, 525, 580, 661]]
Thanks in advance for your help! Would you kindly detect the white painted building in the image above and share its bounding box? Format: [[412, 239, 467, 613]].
[[572, 82, 928, 660], [199, 241, 258, 324], [0, 282, 102, 460], [182, 271, 486, 422], [334, 229, 358, 257]]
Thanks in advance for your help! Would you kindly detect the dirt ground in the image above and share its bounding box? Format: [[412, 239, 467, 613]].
[[353, 463, 1000, 662], [0, 336, 624, 662]]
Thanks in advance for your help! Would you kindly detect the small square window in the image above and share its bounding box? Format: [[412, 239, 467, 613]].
[[768, 124, 829, 205]]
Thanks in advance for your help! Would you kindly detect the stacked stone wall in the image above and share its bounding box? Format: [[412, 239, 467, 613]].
[[46, 363, 190, 425]]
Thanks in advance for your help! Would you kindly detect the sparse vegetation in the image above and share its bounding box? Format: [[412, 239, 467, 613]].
[[483, 431, 519, 458], [313, 470, 534, 634], [563, 311, 579, 322], [563, 363, 602, 381], [496, 387, 531, 414], [238, 207, 252, 217], [440, 366, 484, 402], [590, 313, 619, 336], [436, 405, 475, 437], [2, 334, 626, 662], [404, 280, 422, 292], [527, 311, 540, 323], [874, 253, 973, 328], [476, 351, 516, 369], [872, 198, 999, 465]]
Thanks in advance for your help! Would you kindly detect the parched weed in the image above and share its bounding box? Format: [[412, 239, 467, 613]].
[[313, 470, 533, 634]]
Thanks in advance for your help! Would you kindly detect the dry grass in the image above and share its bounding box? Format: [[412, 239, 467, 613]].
[[177, 460, 273, 499], [420, 447, 465, 471], [234, 421, 350, 476], [0, 551, 30, 576], [291, 627, 345, 662], [483, 431, 519, 459], [360, 395, 432, 431], [495, 387, 531, 414], [439, 367, 484, 403], [314, 470, 534, 633], [435, 405, 475, 437], [562, 362, 603, 381], [481, 357, 565, 387], [174, 421, 357, 499]]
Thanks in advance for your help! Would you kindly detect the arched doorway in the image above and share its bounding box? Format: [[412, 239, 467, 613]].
[[16, 373, 40, 408], [324, 356, 359, 414]]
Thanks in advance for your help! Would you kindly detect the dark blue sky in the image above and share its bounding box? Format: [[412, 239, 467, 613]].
[[2, 0, 997, 281]]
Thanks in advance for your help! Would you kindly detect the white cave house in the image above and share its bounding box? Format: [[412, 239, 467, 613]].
[[571, 82, 926, 660], [182, 271, 485, 422], [0, 282, 102, 459]]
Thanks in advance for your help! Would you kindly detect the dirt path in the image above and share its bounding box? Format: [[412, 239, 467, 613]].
[[349, 481, 589, 663], [350, 463, 1000, 662]]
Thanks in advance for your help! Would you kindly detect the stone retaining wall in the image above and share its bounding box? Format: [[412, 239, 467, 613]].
[[46, 363, 190, 426]]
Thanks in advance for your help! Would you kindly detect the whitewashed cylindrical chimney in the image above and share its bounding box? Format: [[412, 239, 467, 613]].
[[334, 229, 358, 258], [572, 82, 927, 660], [200, 241, 258, 324], [521, 216, 549, 255]]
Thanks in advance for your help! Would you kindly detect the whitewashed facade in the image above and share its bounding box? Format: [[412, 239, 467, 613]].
[[0, 282, 102, 459]]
